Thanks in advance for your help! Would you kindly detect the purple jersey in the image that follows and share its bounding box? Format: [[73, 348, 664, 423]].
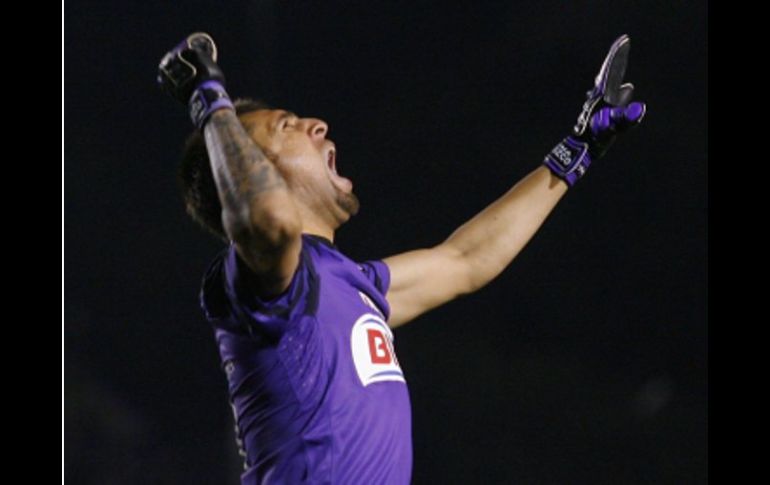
[[200, 234, 412, 484]]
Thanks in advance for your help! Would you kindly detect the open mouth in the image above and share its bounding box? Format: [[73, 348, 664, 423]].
[[327, 148, 337, 174], [325, 145, 353, 192]]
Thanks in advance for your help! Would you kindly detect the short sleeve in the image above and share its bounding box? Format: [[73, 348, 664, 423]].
[[357, 259, 391, 296], [200, 243, 318, 336]]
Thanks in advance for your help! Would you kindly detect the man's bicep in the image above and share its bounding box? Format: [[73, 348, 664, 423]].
[[217, 237, 316, 336], [383, 244, 472, 328], [234, 233, 302, 298]]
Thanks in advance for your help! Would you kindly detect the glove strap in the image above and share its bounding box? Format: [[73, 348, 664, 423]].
[[188, 80, 234, 129], [543, 136, 592, 187]]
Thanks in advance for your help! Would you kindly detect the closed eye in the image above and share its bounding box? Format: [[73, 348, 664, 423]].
[[281, 118, 298, 130], [274, 111, 299, 132]]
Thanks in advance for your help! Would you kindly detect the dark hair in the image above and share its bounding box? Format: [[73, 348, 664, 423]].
[[178, 98, 272, 241]]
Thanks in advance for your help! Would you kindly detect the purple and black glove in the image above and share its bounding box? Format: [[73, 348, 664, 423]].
[[544, 34, 646, 186], [157, 32, 234, 129]]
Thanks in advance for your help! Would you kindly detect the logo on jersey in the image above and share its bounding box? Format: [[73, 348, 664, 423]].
[[351, 313, 405, 386]]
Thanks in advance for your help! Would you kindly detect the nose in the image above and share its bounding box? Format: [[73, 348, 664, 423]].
[[307, 119, 328, 141]]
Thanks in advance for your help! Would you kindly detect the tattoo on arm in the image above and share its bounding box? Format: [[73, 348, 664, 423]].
[[203, 110, 288, 221]]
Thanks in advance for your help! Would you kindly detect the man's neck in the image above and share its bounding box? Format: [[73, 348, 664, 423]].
[[296, 203, 337, 242], [301, 222, 335, 243]]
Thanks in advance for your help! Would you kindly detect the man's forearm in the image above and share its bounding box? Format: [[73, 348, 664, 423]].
[[443, 166, 568, 292], [204, 109, 300, 245]]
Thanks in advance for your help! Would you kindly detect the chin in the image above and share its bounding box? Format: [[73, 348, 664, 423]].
[[338, 191, 360, 218]]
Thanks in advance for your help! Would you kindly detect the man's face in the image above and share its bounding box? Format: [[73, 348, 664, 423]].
[[240, 108, 359, 227]]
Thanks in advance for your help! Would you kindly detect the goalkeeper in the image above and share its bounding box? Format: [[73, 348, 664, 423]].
[[157, 33, 646, 485]]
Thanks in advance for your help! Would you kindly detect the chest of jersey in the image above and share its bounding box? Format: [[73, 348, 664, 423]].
[[312, 258, 406, 389]]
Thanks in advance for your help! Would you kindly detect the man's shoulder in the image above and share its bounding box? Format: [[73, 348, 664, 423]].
[[199, 246, 231, 319]]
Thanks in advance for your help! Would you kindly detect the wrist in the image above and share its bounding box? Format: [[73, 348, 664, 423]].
[[188, 80, 234, 130], [543, 136, 592, 187]]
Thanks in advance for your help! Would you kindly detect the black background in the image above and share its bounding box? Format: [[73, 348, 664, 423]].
[[64, 1, 707, 483]]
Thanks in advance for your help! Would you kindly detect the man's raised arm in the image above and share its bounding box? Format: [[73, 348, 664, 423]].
[[385, 35, 646, 328], [158, 33, 301, 296]]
